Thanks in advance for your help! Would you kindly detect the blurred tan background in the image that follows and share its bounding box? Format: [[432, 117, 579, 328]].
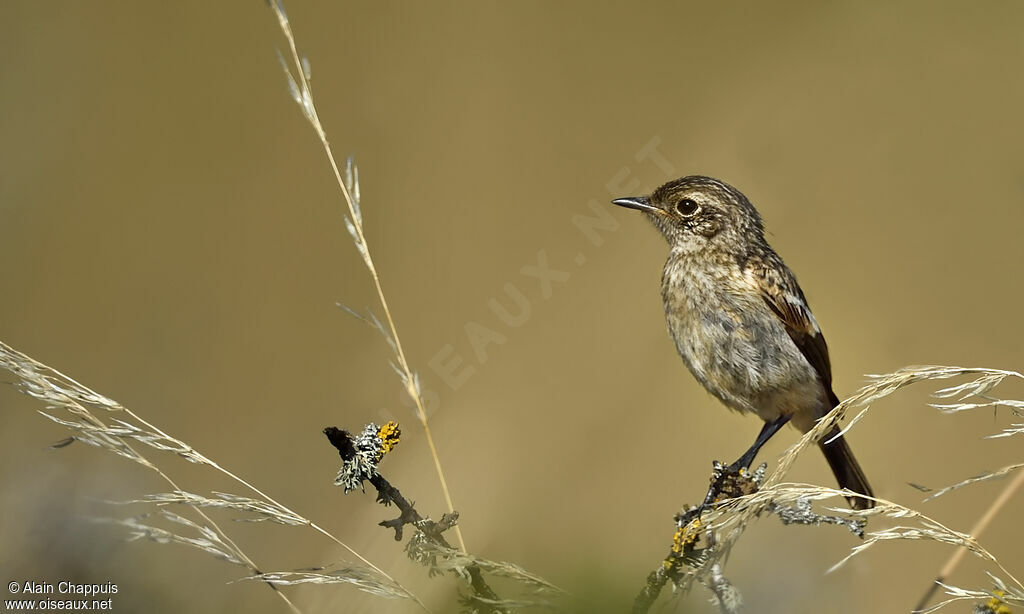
[[2, 2, 1023, 613]]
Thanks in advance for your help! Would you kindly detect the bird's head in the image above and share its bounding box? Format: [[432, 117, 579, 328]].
[[612, 175, 765, 254]]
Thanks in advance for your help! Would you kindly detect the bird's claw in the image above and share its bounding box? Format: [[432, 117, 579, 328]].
[[698, 461, 767, 511]]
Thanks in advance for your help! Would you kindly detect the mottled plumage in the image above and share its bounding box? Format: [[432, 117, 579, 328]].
[[613, 176, 873, 509]]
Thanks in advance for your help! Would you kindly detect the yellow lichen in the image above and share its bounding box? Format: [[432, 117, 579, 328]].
[[377, 421, 401, 457], [984, 590, 1012, 614], [671, 517, 702, 555]]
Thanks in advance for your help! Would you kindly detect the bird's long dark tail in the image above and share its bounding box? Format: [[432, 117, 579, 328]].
[[819, 429, 874, 510]]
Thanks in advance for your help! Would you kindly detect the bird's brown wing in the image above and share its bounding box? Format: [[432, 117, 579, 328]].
[[752, 258, 873, 509], [754, 262, 839, 405]]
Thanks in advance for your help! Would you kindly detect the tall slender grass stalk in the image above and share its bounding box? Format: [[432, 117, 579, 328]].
[[268, 0, 466, 553]]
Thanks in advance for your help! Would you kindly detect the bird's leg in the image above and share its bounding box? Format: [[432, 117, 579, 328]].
[[700, 414, 791, 508], [729, 414, 791, 474]]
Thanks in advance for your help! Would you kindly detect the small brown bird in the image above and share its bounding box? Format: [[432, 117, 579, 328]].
[[613, 176, 874, 509]]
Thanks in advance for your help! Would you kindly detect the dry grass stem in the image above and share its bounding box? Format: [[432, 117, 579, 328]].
[[918, 463, 1024, 503], [915, 464, 1024, 612], [242, 568, 416, 601], [110, 491, 308, 526], [915, 573, 1024, 614], [640, 365, 1024, 612], [268, 0, 466, 554], [1, 340, 424, 611], [98, 511, 245, 566]]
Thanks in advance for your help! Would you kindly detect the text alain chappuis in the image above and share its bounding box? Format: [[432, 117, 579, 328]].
[[6, 581, 117, 611]]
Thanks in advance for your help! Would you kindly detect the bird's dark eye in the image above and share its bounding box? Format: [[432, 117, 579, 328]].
[[675, 199, 699, 216]]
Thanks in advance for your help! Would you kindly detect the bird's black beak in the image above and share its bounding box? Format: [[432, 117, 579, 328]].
[[611, 196, 660, 214]]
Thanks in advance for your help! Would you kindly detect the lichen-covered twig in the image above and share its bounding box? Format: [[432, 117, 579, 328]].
[[325, 425, 505, 611], [325, 424, 563, 612]]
